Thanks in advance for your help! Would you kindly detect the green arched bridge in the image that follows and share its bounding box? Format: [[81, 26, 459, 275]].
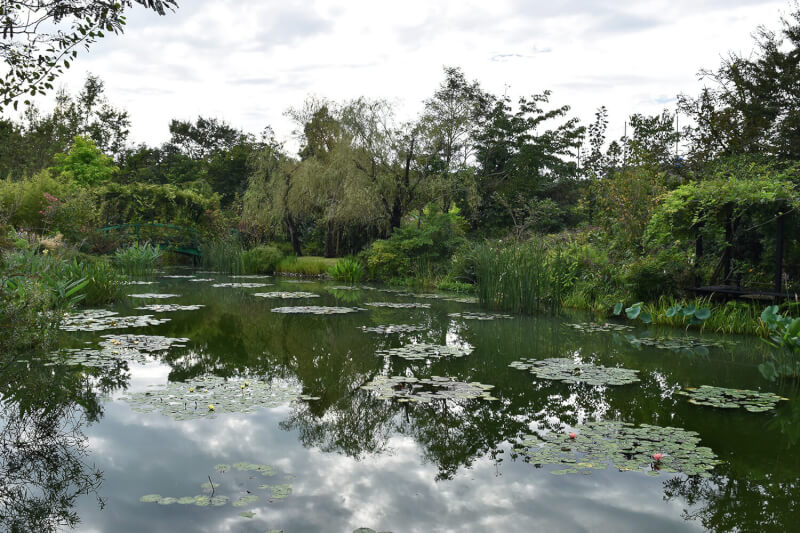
[[100, 223, 201, 257]]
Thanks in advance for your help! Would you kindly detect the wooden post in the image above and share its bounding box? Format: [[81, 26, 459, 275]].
[[775, 212, 786, 294]]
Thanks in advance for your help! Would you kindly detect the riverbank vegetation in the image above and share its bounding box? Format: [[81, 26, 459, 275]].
[[2, 6, 799, 344]]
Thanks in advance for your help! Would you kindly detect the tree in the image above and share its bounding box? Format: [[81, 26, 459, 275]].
[[0, 0, 177, 108], [51, 135, 116, 186]]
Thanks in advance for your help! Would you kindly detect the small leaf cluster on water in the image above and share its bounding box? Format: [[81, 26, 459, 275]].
[[366, 302, 431, 309], [676, 385, 789, 412], [375, 342, 473, 361], [211, 282, 271, 288], [566, 322, 635, 333], [121, 375, 318, 420], [253, 291, 319, 299], [189, 278, 214, 282], [448, 312, 513, 320], [271, 306, 366, 315], [162, 275, 196, 279], [509, 358, 640, 386], [60, 309, 171, 332], [46, 334, 190, 369], [361, 375, 498, 403], [124, 280, 158, 285], [231, 275, 273, 279], [516, 421, 720, 477], [360, 324, 426, 334], [625, 335, 731, 353], [396, 292, 479, 304], [135, 304, 205, 312], [139, 462, 292, 512], [129, 293, 181, 299], [100, 334, 189, 353]]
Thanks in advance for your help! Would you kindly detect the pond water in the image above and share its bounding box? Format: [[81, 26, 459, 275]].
[[2, 272, 799, 532]]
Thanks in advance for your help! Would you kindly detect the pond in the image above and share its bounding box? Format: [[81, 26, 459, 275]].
[[2, 272, 799, 532]]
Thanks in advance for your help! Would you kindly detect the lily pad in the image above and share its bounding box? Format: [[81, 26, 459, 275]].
[[376, 342, 473, 361], [99, 334, 189, 353], [271, 306, 366, 315], [676, 385, 789, 412], [189, 278, 215, 282], [125, 280, 158, 285], [517, 420, 720, 477], [139, 494, 161, 503], [509, 358, 640, 386], [239, 511, 255, 519], [361, 375, 497, 403], [448, 312, 513, 320], [162, 275, 196, 279], [366, 302, 431, 309], [566, 322, 635, 333], [360, 324, 426, 334], [253, 292, 319, 299], [135, 304, 205, 312], [129, 293, 181, 299], [60, 309, 171, 332], [211, 282, 271, 288], [121, 375, 315, 420], [230, 275, 273, 279], [626, 335, 733, 352]]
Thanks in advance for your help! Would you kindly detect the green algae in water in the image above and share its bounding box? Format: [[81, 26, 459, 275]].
[[360, 324, 426, 334], [60, 309, 171, 332], [509, 357, 640, 386], [271, 306, 366, 315], [375, 342, 473, 361], [366, 302, 431, 309], [361, 375, 497, 403], [134, 304, 205, 312], [121, 376, 316, 420], [676, 385, 789, 412], [566, 322, 635, 333], [253, 291, 319, 299], [448, 312, 513, 320], [516, 420, 720, 477]]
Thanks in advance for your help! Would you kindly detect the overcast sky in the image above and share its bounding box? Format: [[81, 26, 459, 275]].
[[40, 0, 792, 149]]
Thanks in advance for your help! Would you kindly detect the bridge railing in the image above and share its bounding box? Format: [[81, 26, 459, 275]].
[[100, 223, 200, 255]]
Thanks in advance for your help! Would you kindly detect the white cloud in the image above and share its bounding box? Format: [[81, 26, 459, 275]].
[[32, 0, 790, 150]]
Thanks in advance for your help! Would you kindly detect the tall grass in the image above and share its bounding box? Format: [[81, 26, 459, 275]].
[[328, 257, 365, 283], [474, 242, 569, 314], [201, 237, 244, 274], [114, 242, 163, 276], [640, 296, 771, 336], [276, 256, 337, 276]]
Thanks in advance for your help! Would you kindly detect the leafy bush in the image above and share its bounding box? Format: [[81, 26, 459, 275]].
[[114, 242, 164, 276], [201, 236, 244, 274], [242, 245, 284, 274], [329, 257, 365, 283], [0, 171, 67, 230]]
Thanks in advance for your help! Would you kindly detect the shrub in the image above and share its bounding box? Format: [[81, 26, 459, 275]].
[[276, 256, 337, 276], [114, 242, 164, 276], [201, 236, 244, 274], [242, 245, 284, 274], [329, 257, 365, 283]]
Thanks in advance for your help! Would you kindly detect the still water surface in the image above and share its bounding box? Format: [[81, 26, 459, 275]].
[[3, 273, 799, 532]]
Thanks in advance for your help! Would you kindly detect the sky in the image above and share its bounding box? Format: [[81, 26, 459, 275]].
[[26, 0, 794, 149]]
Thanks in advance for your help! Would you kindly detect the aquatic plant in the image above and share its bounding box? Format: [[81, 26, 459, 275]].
[[114, 242, 163, 276], [515, 421, 720, 477], [329, 257, 366, 283], [509, 358, 640, 386], [134, 304, 205, 312], [253, 292, 319, 299], [676, 385, 788, 412], [366, 302, 431, 309], [448, 312, 513, 320], [211, 282, 271, 288], [129, 293, 180, 299], [360, 324, 426, 334], [375, 342, 473, 361], [361, 375, 497, 402], [60, 309, 170, 331], [271, 306, 365, 314], [566, 322, 635, 333]]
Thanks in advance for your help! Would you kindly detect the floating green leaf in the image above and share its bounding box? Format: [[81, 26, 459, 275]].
[[139, 494, 161, 503], [375, 342, 473, 361], [271, 306, 366, 315], [211, 283, 271, 288], [509, 358, 640, 386], [129, 293, 181, 299], [239, 511, 255, 519], [253, 292, 319, 299], [361, 375, 497, 403], [366, 302, 431, 309], [135, 304, 205, 312], [60, 309, 170, 332], [676, 385, 789, 412], [517, 420, 720, 477], [566, 322, 635, 333], [360, 324, 426, 334], [448, 312, 513, 320]]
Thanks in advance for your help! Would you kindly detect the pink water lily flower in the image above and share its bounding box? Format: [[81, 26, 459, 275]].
[[653, 453, 663, 461], [568, 432, 577, 440]]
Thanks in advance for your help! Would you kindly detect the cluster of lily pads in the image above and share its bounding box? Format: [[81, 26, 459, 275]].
[[211, 282, 271, 288], [448, 312, 513, 320], [366, 302, 431, 309], [515, 420, 720, 477], [121, 375, 318, 420], [509, 358, 640, 386], [99, 334, 189, 353], [129, 293, 181, 299], [48, 334, 190, 369], [566, 322, 635, 333], [231, 275, 273, 279], [361, 375, 497, 403], [135, 304, 205, 312], [360, 324, 426, 334], [139, 461, 292, 518], [375, 342, 473, 361], [124, 280, 158, 285], [162, 275, 196, 279], [189, 278, 214, 282], [626, 335, 730, 353], [254, 292, 319, 299], [676, 385, 788, 412], [60, 309, 170, 332], [271, 306, 365, 315]]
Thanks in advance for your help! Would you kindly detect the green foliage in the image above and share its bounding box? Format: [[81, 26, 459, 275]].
[[276, 256, 337, 276], [759, 305, 800, 380], [363, 210, 466, 280], [0, 171, 67, 230], [242, 245, 284, 275], [201, 237, 244, 274], [328, 257, 365, 283], [95, 182, 220, 228], [51, 136, 117, 187], [114, 242, 164, 276]]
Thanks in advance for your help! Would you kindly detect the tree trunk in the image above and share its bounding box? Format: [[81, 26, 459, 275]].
[[286, 214, 302, 256], [324, 220, 336, 258]]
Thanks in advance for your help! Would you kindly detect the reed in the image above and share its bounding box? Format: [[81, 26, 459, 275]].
[[113, 242, 163, 276]]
